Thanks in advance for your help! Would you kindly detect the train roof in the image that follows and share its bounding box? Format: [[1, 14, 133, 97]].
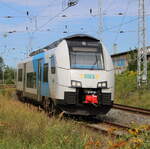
[[29, 34, 99, 57]]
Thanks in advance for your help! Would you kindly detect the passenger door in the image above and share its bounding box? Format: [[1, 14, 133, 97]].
[[37, 59, 43, 101], [23, 63, 26, 93], [50, 55, 56, 98]]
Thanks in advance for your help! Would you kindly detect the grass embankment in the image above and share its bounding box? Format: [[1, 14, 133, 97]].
[[115, 71, 150, 109], [0, 89, 111, 149], [0, 89, 149, 149]]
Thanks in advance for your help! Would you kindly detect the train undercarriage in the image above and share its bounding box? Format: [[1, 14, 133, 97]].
[[16, 88, 113, 116]]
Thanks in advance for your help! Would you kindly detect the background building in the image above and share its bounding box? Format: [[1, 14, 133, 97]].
[[111, 46, 150, 74]]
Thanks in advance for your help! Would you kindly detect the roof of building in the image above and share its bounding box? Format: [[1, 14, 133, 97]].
[[111, 46, 150, 58]]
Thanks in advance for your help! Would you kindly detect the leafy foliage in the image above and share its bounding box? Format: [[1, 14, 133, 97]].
[[127, 50, 137, 71], [0, 57, 4, 81], [0, 56, 15, 84], [115, 71, 150, 109], [115, 71, 137, 101], [4, 66, 15, 84], [127, 49, 150, 73]]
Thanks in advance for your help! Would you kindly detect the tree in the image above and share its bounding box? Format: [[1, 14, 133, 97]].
[[0, 57, 5, 82], [4, 66, 15, 84], [127, 50, 137, 71], [0, 57, 16, 84]]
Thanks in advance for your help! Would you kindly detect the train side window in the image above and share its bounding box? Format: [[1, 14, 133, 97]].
[[43, 63, 48, 82], [50, 56, 56, 74], [27, 72, 36, 88], [18, 69, 23, 82]]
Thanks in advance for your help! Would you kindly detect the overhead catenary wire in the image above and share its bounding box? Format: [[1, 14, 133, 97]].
[[34, 6, 73, 32], [0, 16, 141, 35], [1, 0, 149, 60], [102, 17, 139, 33], [32, 0, 79, 32], [113, 0, 132, 44], [25, 0, 34, 56], [0, 12, 149, 19]]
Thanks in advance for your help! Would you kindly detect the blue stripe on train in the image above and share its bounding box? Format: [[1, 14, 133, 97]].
[[32, 52, 50, 97]]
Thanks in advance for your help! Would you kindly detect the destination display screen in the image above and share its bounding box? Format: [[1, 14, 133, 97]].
[[72, 47, 98, 52]]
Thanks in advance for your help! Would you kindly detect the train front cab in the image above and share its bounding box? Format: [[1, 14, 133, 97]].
[[55, 37, 114, 116]]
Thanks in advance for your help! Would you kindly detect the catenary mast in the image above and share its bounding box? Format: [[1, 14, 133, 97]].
[[137, 0, 147, 87]]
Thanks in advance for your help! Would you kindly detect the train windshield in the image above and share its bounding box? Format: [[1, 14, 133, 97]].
[[70, 47, 104, 70]]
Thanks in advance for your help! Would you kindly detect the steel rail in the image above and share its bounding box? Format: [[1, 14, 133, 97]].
[[14, 97, 132, 136], [0, 84, 16, 89], [113, 103, 150, 116], [83, 121, 130, 136]]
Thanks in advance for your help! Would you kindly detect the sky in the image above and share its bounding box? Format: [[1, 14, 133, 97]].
[[0, 0, 150, 67]]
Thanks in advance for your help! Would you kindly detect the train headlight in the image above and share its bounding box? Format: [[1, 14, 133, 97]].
[[71, 80, 82, 88], [97, 81, 107, 88]]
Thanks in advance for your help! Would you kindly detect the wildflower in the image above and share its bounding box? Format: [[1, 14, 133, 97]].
[[131, 137, 143, 144], [108, 127, 117, 134], [130, 121, 135, 124], [108, 140, 127, 149], [84, 137, 101, 149], [63, 136, 70, 143], [130, 137, 143, 147], [108, 141, 113, 146], [128, 128, 140, 136], [139, 125, 150, 131], [95, 140, 101, 147]]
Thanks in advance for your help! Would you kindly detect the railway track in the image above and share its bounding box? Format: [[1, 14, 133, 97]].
[[0, 84, 16, 89], [16, 98, 148, 136], [113, 103, 150, 116], [83, 121, 130, 136]]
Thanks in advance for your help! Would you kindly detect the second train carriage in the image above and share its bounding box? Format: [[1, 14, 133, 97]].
[[16, 34, 114, 116]]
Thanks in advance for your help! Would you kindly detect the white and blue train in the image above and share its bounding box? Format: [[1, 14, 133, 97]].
[[16, 34, 114, 116]]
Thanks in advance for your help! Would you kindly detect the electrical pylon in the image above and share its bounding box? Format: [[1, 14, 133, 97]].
[[137, 0, 147, 87]]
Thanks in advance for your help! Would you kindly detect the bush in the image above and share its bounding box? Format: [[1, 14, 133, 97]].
[[115, 71, 137, 101], [115, 70, 150, 108]]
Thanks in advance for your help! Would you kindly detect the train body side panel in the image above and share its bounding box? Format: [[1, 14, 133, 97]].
[[16, 63, 24, 91], [32, 52, 51, 99], [102, 44, 115, 101], [25, 61, 37, 95]]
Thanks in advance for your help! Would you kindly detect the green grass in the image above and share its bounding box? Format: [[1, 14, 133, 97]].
[[0, 89, 112, 149], [115, 71, 150, 109], [0, 89, 149, 149]]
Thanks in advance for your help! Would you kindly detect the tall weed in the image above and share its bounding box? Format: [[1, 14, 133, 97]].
[[115, 71, 150, 108]]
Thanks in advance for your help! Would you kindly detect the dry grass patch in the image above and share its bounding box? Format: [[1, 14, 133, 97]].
[[0, 89, 149, 149], [0, 90, 114, 149]]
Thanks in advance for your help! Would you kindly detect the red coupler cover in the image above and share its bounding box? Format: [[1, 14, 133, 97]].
[[84, 95, 98, 104]]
